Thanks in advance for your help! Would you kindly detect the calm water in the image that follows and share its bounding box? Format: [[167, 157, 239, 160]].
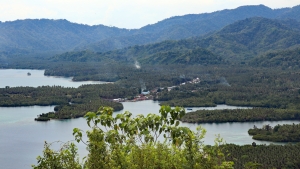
[[1, 69, 299, 168], [0, 69, 107, 88]]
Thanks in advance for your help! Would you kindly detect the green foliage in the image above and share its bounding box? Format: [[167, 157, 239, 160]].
[[251, 47, 300, 68], [32, 141, 81, 169], [33, 106, 234, 169], [222, 143, 300, 169], [156, 66, 300, 109], [51, 50, 100, 62], [0, 84, 138, 119], [4, 64, 300, 121], [244, 162, 263, 169], [248, 123, 300, 142], [200, 17, 300, 60], [181, 108, 300, 123], [50, 42, 224, 65]]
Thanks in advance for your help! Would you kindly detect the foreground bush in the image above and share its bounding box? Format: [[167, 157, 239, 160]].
[[32, 106, 233, 169]]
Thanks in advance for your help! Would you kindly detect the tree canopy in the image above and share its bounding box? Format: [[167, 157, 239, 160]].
[[32, 106, 234, 169]]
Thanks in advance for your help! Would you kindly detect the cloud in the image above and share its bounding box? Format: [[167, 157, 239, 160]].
[[0, 0, 299, 28]]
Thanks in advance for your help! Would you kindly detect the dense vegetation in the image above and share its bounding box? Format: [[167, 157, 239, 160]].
[[181, 108, 300, 123], [0, 19, 133, 54], [198, 17, 300, 60], [251, 47, 300, 68], [248, 123, 300, 142], [50, 46, 225, 65], [84, 5, 300, 53], [4, 56, 300, 122], [157, 67, 300, 109], [0, 84, 138, 120], [32, 106, 234, 169], [71, 17, 300, 64], [222, 143, 300, 169]]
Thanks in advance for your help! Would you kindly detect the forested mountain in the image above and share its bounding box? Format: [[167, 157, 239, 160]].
[[0, 19, 134, 54], [56, 17, 300, 64], [277, 5, 300, 20], [251, 47, 300, 67], [138, 17, 300, 61], [197, 17, 300, 60], [1, 4, 300, 55], [50, 45, 223, 65], [79, 5, 300, 52]]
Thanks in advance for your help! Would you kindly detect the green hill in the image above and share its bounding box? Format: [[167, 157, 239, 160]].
[[0, 19, 133, 54], [3, 4, 300, 56], [100, 17, 300, 63], [251, 47, 300, 67], [51, 42, 223, 65], [197, 17, 300, 60], [49, 17, 300, 65]]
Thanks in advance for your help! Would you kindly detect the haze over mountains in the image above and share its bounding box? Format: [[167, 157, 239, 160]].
[[1, 4, 300, 56]]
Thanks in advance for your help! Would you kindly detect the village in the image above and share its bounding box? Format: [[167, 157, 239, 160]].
[[112, 77, 200, 102]]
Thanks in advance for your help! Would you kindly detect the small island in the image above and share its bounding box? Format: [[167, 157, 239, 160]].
[[181, 108, 300, 123], [248, 123, 300, 142]]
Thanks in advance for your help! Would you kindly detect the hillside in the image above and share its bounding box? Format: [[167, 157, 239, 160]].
[[278, 5, 300, 21], [196, 17, 300, 60], [50, 44, 224, 65], [80, 4, 300, 52], [251, 47, 300, 67], [76, 17, 300, 63], [2, 4, 300, 55], [0, 19, 134, 54]]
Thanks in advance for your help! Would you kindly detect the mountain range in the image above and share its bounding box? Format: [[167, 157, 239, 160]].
[[1, 4, 300, 55], [50, 17, 300, 65]]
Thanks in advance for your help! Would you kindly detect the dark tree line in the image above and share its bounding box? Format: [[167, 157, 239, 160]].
[[248, 123, 300, 142], [181, 108, 300, 123]]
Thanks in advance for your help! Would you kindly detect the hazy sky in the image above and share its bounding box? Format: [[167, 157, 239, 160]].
[[0, 0, 299, 28]]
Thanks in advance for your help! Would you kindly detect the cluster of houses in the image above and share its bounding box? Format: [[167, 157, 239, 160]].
[[157, 77, 201, 92], [112, 93, 152, 102], [112, 77, 200, 103], [180, 77, 200, 86]]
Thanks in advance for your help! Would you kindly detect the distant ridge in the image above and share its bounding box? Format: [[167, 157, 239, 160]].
[[56, 17, 300, 64], [0, 19, 133, 54], [0, 4, 300, 55], [81, 4, 299, 52]]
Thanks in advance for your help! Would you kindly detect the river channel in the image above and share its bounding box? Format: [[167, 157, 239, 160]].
[[0, 69, 299, 169]]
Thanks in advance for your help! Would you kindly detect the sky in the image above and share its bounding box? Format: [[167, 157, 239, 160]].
[[0, 0, 299, 29]]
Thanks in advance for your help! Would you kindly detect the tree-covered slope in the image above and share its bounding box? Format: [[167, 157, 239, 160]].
[[0, 19, 134, 53], [52, 17, 300, 64], [81, 4, 294, 52], [196, 17, 300, 60], [50, 43, 223, 65], [251, 47, 300, 67], [3, 4, 300, 58], [278, 5, 300, 21], [139, 48, 223, 65]]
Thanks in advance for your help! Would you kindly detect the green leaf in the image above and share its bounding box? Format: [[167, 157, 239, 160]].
[[175, 121, 180, 127]]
